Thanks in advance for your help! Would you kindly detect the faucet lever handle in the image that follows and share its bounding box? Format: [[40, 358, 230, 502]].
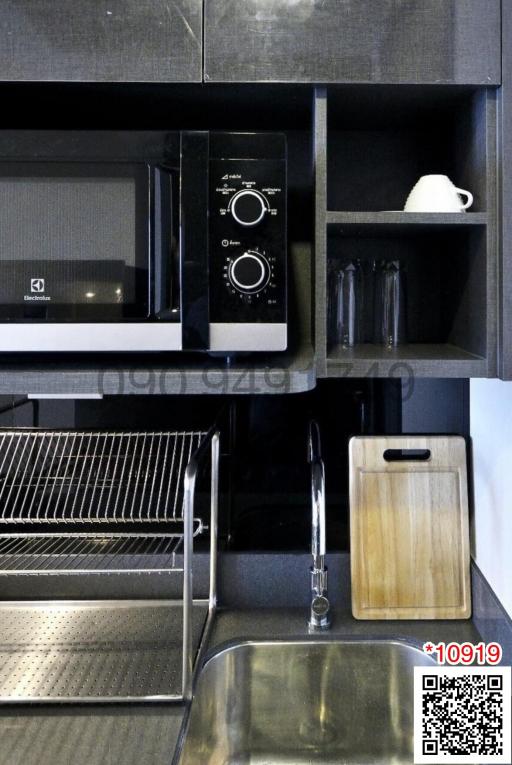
[[309, 594, 331, 631]]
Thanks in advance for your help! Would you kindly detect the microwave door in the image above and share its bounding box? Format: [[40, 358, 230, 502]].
[[0, 163, 182, 352], [0, 169, 146, 316]]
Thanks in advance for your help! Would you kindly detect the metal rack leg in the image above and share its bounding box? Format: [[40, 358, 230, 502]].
[[209, 433, 219, 611], [182, 465, 195, 701], [182, 430, 220, 701]]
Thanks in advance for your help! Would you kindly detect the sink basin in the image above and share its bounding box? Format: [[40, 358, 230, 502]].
[[178, 639, 435, 765]]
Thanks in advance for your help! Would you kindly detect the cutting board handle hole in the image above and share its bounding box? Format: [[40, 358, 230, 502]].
[[383, 449, 431, 462]]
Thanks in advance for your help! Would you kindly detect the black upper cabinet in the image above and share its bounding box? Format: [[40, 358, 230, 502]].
[[0, 1, 501, 85], [204, 0, 501, 85], [0, 0, 202, 82]]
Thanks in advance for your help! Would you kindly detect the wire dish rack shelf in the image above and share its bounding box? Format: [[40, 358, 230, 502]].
[[0, 429, 208, 574], [0, 429, 205, 523], [0, 427, 220, 702], [0, 532, 186, 574]]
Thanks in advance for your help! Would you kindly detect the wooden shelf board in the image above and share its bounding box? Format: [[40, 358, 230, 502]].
[[326, 211, 487, 236], [325, 344, 487, 378], [0, 345, 316, 396]]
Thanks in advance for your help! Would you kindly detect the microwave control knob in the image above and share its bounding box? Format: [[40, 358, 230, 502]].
[[229, 251, 270, 293], [230, 189, 267, 226]]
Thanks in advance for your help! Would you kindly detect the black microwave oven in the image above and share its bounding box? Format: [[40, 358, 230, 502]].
[[0, 130, 287, 353]]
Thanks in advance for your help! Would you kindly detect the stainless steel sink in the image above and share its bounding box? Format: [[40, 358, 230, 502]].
[[178, 639, 435, 765]]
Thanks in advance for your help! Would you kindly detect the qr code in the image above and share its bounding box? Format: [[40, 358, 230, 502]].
[[414, 667, 511, 764]]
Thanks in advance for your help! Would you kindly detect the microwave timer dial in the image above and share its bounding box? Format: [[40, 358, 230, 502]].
[[229, 189, 268, 227], [228, 250, 271, 294]]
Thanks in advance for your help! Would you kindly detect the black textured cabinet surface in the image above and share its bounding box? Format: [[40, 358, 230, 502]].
[[204, 0, 501, 85], [0, 0, 202, 82], [500, 1, 512, 379]]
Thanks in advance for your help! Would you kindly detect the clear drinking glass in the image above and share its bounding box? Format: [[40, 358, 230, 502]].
[[373, 259, 407, 347], [328, 260, 363, 349]]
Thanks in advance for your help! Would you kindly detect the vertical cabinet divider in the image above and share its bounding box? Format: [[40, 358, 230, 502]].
[[314, 88, 328, 377]]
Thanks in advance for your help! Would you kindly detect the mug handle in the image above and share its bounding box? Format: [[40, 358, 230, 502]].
[[454, 187, 474, 210]]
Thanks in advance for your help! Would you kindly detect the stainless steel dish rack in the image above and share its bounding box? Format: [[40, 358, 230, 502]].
[[0, 428, 219, 703]]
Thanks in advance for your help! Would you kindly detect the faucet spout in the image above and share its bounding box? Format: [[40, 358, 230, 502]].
[[308, 421, 331, 631]]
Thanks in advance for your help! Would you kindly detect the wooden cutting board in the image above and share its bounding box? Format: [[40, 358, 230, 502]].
[[349, 436, 471, 620]]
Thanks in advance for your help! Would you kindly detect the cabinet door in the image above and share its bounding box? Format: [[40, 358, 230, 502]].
[[204, 0, 500, 84], [0, 0, 202, 82]]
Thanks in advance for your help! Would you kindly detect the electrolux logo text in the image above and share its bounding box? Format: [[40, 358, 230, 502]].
[[24, 277, 51, 302]]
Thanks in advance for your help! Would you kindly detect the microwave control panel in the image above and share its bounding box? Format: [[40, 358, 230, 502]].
[[209, 153, 287, 325]]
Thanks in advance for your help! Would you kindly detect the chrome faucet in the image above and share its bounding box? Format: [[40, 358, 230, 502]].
[[308, 421, 331, 631]]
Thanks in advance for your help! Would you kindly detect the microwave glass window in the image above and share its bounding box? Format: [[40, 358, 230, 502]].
[[0, 175, 149, 320]]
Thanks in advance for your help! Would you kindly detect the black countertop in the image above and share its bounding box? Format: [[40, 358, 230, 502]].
[[0, 605, 482, 765], [0, 553, 508, 765]]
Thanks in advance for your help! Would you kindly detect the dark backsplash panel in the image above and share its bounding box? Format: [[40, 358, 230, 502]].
[[223, 379, 469, 552], [0, 377, 469, 553]]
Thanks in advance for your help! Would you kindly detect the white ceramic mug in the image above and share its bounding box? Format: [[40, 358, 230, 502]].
[[404, 175, 474, 213]]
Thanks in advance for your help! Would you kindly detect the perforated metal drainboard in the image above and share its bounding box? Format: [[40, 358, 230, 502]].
[[0, 601, 208, 702]]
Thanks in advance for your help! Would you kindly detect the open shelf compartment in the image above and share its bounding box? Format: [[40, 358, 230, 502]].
[[314, 86, 497, 378], [326, 226, 490, 376], [326, 88, 490, 214]]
